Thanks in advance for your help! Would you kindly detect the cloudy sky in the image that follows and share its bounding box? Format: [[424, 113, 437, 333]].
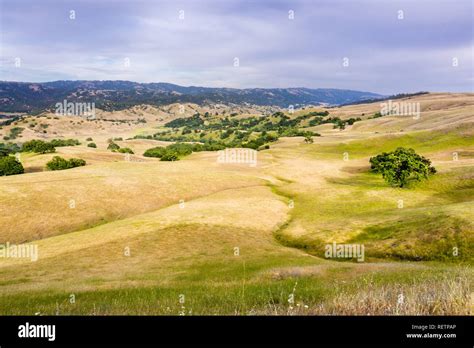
[[0, 0, 472, 94]]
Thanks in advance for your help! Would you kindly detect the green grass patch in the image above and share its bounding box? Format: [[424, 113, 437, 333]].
[[309, 129, 474, 159]]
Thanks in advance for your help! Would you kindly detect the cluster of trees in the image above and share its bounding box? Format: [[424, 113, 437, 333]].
[[332, 117, 362, 130], [46, 156, 86, 171], [107, 141, 120, 151], [150, 127, 319, 150], [369, 112, 383, 119], [165, 114, 204, 128], [0, 142, 21, 156], [21, 139, 80, 154], [0, 116, 21, 127], [49, 139, 80, 147], [107, 140, 134, 154], [144, 145, 180, 161], [164, 111, 327, 135], [146, 129, 282, 151], [0, 140, 87, 175], [118, 147, 134, 154], [0, 155, 24, 176], [307, 116, 362, 130], [144, 142, 226, 161], [370, 147, 436, 187], [0, 143, 23, 176], [3, 127, 24, 141], [278, 128, 320, 137], [22, 140, 56, 154], [143, 132, 285, 163], [138, 110, 335, 158]]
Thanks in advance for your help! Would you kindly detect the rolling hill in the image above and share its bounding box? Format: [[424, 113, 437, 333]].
[[0, 92, 472, 315]]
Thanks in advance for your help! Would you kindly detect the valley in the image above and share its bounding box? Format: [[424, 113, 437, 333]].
[[0, 92, 472, 315]]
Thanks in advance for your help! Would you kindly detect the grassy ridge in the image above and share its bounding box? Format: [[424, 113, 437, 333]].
[[304, 128, 474, 159]]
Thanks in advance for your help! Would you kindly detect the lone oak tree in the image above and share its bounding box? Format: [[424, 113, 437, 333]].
[[370, 147, 436, 187]]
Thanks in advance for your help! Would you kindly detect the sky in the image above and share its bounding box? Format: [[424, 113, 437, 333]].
[[0, 0, 472, 94]]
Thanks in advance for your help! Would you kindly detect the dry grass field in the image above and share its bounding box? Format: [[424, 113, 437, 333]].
[[0, 93, 472, 315]]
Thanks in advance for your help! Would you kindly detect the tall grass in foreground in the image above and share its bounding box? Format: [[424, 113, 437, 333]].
[[258, 269, 472, 315], [1, 267, 470, 315]]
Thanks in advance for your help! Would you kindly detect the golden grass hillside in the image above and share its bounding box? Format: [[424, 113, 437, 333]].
[[0, 93, 472, 315]]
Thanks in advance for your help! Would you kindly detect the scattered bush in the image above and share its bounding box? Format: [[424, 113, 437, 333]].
[[0, 143, 21, 157], [143, 147, 167, 158], [107, 142, 120, 151], [118, 147, 134, 154], [87, 142, 97, 148], [166, 143, 194, 157], [8, 127, 24, 140], [160, 151, 179, 161], [22, 140, 56, 154], [46, 156, 86, 171], [49, 139, 80, 147]]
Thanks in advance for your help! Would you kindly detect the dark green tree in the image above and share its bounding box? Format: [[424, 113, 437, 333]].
[[0, 156, 24, 176], [22, 140, 56, 154], [160, 151, 179, 161], [46, 156, 86, 171], [107, 142, 120, 151], [118, 147, 134, 154], [370, 147, 436, 187]]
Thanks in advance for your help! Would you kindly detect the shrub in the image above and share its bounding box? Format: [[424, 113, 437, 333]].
[[49, 139, 80, 147], [369, 147, 436, 187], [107, 142, 120, 151], [118, 147, 134, 154], [46, 156, 86, 171], [0, 143, 21, 157], [166, 143, 193, 157], [160, 151, 179, 161], [87, 142, 97, 148], [143, 147, 167, 158], [46, 156, 69, 170], [144, 141, 227, 160], [22, 140, 56, 154], [86, 137, 93, 141], [68, 158, 86, 168], [165, 114, 204, 128], [8, 127, 24, 140], [0, 156, 24, 176]]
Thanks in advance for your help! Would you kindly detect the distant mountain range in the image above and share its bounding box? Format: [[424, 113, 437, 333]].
[[0, 80, 384, 113]]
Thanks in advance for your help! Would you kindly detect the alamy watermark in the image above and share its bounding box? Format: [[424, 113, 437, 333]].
[[0, 242, 38, 262], [217, 148, 257, 167], [380, 99, 420, 120], [18, 322, 55, 341], [55, 99, 96, 119], [325, 242, 364, 262]]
